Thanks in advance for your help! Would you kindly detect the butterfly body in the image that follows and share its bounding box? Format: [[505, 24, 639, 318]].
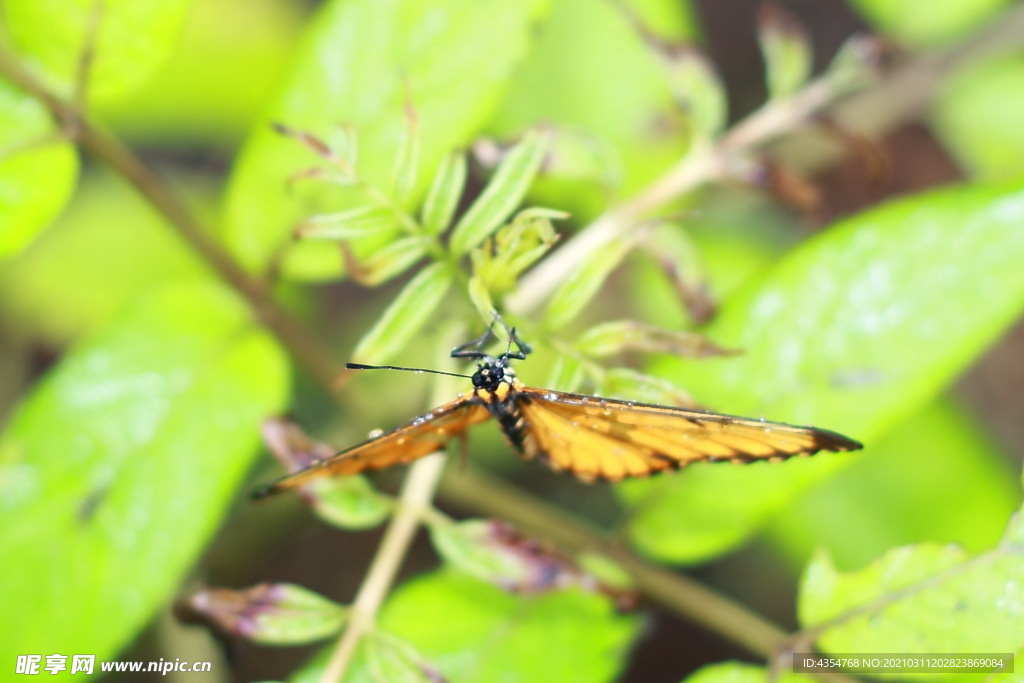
[[252, 331, 862, 499]]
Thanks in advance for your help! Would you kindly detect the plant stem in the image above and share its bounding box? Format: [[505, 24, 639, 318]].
[[507, 73, 846, 314], [440, 467, 780, 648], [318, 454, 447, 683], [439, 467, 862, 683], [319, 358, 466, 682], [509, 1, 1024, 315]]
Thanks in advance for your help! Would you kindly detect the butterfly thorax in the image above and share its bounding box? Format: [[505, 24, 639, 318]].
[[471, 357, 520, 412], [469, 357, 532, 454]]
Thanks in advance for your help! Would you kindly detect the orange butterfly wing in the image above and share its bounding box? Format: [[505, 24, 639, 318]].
[[252, 395, 491, 498], [511, 387, 862, 482]]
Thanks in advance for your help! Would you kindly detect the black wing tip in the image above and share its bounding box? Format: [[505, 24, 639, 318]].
[[816, 430, 864, 453], [249, 482, 280, 501]]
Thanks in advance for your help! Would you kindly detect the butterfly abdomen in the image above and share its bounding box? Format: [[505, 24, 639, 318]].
[[489, 392, 530, 450]]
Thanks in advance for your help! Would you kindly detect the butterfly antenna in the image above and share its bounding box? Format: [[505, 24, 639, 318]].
[[346, 362, 472, 379]]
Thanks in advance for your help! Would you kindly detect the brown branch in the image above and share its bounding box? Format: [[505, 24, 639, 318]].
[[509, 2, 1024, 315], [439, 467, 861, 683], [440, 466, 784, 652]]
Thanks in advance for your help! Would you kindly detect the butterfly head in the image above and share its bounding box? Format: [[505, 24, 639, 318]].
[[471, 355, 517, 393]]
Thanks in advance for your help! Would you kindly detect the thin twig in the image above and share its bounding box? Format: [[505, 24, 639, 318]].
[[318, 454, 447, 682], [509, 2, 1024, 315], [438, 467, 861, 683], [440, 466, 782, 650], [507, 73, 848, 314], [778, 1, 1024, 171], [319, 362, 463, 683]]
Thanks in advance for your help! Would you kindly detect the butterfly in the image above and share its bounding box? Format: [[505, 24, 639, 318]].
[[252, 326, 862, 499]]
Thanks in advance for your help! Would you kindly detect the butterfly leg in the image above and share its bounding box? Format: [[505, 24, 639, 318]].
[[450, 327, 497, 360], [451, 311, 533, 360], [504, 327, 532, 360], [487, 310, 532, 359]]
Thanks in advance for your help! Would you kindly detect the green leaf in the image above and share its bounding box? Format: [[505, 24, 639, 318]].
[[431, 519, 534, 588], [352, 262, 454, 364], [295, 206, 401, 241], [420, 152, 468, 236], [933, 54, 1024, 181], [449, 128, 550, 255], [622, 179, 1024, 563], [545, 354, 585, 392], [354, 570, 638, 682], [798, 510, 1024, 654], [0, 281, 290, 659], [4, 0, 196, 102], [246, 584, 347, 646], [621, 457, 831, 565], [188, 583, 347, 646], [821, 34, 886, 95], [0, 79, 79, 260], [663, 48, 727, 142], [682, 661, 815, 683], [629, 223, 717, 327], [626, 214, 788, 331], [93, 0, 306, 147], [391, 112, 421, 208], [576, 320, 735, 358], [601, 367, 696, 408], [846, 0, 1013, 47], [467, 275, 496, 327], [543, 240, 630, 329], [349, 235, 428, 286], [487, 0, 696, 220], [758, 5, 812, 99], [504, 209, 563, 273], [222, 0, 548, 279], [768, 399, 1020, 571], [308, 476, 392, 530], [0, 171, 207, 345], [470, 207, 562, 294], [364, 632, 441, 683], [540, 126, 622, 188]]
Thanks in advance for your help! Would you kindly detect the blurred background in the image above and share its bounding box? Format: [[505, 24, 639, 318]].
[[1, 0, 1023, 681]]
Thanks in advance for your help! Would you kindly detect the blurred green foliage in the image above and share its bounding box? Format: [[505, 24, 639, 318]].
[[0, 0, 1023, 681], [0, 282, 289, 658]]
